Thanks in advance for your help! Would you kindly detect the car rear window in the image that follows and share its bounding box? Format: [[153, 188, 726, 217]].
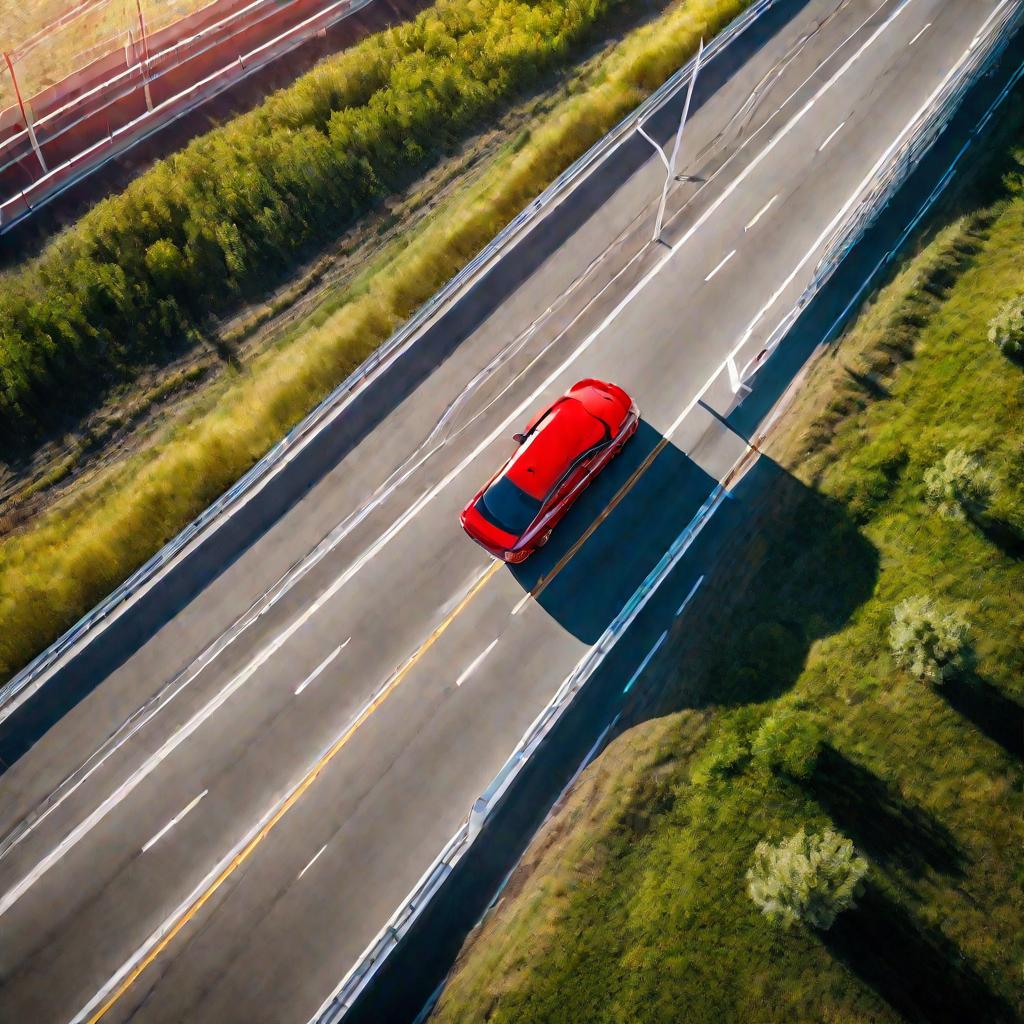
[[478, 475, 543, 536]]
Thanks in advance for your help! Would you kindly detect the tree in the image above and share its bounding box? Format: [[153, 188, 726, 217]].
[[746, 827, 867, 930], [988, 295, 1024, 358], [923, 447, 994, 521], [752, 707, 824, 780], [889, 594, 971, 684]]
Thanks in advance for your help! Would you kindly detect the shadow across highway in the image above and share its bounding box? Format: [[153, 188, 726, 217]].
[[0, 0, 813, 772], [509, 419, 716, 644], [342, 23, 1024, 1023]]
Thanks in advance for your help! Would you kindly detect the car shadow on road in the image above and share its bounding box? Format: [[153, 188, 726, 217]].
[[507, 418, 717, 644]]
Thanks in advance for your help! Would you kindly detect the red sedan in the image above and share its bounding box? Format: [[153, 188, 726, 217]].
[[460, 379, 639, 562]]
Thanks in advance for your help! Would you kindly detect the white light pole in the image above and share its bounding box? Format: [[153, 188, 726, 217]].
[[637, 37, 704, 244]]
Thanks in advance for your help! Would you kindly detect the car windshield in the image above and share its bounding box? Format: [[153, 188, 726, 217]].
[[477, 475, 543, 536]]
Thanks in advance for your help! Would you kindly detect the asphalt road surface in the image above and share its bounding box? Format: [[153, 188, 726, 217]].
[[0, 1, 1015, 1021]]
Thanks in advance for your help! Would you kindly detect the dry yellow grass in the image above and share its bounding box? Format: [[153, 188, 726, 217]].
[[0, 0, 748, 682]]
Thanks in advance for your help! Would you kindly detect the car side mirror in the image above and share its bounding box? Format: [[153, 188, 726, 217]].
[[512, 432, 527, 444]]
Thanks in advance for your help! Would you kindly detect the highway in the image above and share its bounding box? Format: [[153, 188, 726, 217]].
[[0, 0, 1016, 1021]]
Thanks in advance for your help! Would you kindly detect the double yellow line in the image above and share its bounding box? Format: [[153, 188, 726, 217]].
[[89, 434, 668, 1022], [86, 561, 501, 1024]]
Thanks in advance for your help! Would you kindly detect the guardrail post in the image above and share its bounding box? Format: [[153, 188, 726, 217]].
[[467, 796, 488, 839], [135, 0, 155, 112], [4, 52, 47, 175]]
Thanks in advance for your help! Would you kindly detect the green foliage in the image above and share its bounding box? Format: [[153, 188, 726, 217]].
[[987, 294, 1024, 357], [923, 447, 995, 521], [432, 164, 1024, 1021], [889, 594, 972, 685], [690, 724, 752, 784], [746, 827, 868, 930], [751, 707, 824, 780], [0, 0, 632, 442]]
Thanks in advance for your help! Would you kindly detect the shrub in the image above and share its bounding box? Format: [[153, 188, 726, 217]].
[[746, 827, 867, 930], [751, 707, 824, 780], [987, 295, 1024, 357], [888, 594, 972, 684], [0, 0, 636, 442], [923, 447, 994, 521], [690, 727, 751, 785]]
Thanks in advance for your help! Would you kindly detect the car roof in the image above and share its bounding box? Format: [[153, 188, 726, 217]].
[[504, 396, 608, 500]]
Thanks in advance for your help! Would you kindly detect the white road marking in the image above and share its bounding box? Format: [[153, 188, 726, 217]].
[[0, 0, 898, 873], [744, 194, 777, 231], [704, 249, 737, 281], [298, 844, 327, 879], [0, 0, 944, 925], [511, 592, 531, 616], [675, 575, 706, 616], [140, 791, 207, 854], [909, 22, 931, 45], [295, 640, 349, 695], [622, 630, 669, 694], [817, 120, 846, 152], [456, 639, 500, 687], [0, 2, 908, 875]]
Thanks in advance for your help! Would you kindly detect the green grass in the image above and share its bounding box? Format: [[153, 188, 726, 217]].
[[431, 133, 1024, 1024], [0, 0, 747, 684]]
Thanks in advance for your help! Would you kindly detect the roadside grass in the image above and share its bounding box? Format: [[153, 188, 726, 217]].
[[430, 140, 1024, 1021], [0, 0, 746, 684], [0, 0, 744, 441]]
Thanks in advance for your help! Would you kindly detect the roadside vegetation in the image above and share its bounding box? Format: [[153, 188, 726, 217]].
[[430, 107, 1024, 1023], [0, 0, 746, 683], [0, 0, 744, 442]]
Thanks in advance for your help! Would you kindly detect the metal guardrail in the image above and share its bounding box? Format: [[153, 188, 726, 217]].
[[0, 0, 377, 231], [740, 0, 1023, 381], [310, 5, 1024, 1021], [0, 0, 776, 721]]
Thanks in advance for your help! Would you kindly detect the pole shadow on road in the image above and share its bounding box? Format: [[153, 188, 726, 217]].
[[348, 438, 884, 1024]]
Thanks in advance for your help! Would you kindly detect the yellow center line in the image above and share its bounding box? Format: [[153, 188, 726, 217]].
[[530, 436, 671, 602], [86, 559, 501, 1024]]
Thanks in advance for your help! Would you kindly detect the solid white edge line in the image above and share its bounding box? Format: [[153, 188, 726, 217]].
[[456, 639, 500, 687], [309, 5, 1018, 1018], [817, 120, 846, 152], [140, 791, 208, 854], [0, 0, 891, 864], [704, 249, 737, 281], [744, 194, 777, 231], [0, 0, 919, 926], [295, 640, 350, 696]]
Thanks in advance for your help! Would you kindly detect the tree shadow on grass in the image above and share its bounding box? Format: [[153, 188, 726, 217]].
[[976, 515, 1024, 561], [645, 459, 881, 714], [826, 884, 1017, 1024], [806, 745, 966, 879], [943, 673, 1024, 760]]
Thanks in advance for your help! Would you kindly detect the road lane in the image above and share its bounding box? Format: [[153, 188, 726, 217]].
[[0, 0, 1014, 1021]]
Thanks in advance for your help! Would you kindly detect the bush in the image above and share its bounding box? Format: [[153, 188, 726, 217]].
[[0, 0, 634, 442], [751, 707, 824, 779], [923, 447, 994, 521], [746, 827, 868, 930], [690, 728, 751, 785], [987, 295, 1024, 357], [888, 594, 972, 684]]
